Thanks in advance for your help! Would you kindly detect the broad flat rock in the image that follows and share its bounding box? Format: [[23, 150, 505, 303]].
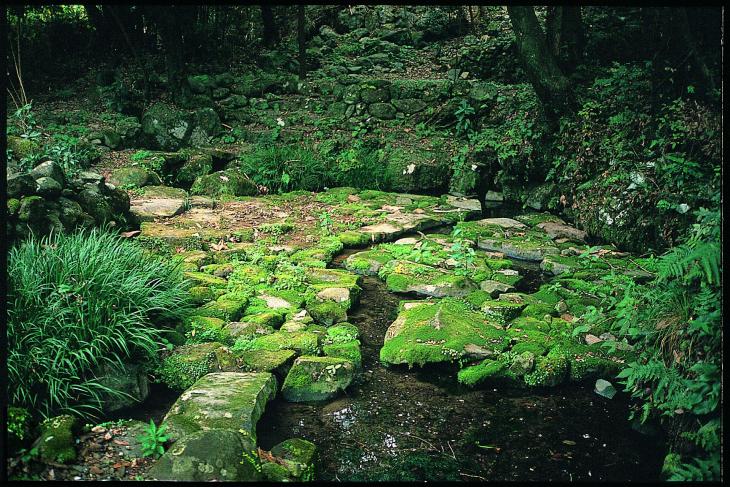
[[537, 221, 587, 242], [130, 198, 185, 221], [316, 287, 351, 303], [260, 294, 293, 309], [445, 195, 482, 212], [163, 372, 277, 443], [474, 217, 527, 230]]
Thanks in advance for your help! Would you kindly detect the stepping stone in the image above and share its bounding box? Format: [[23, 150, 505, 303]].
[[163, 371, 277, 443], [445, 195, 482, 211], [260, 294, 293, 309], [380, 299, 510, 367], [480, 279, 515, 298], [281, 356, 355, 402], [537, 221, 587, 242], [130, 198, 185, 221]]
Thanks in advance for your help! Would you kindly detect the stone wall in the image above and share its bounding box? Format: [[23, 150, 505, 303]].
[[7, 161, 137, 244]]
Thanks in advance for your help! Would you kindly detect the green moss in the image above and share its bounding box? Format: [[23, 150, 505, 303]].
[[523, 347, 569, 387], [249, 331, 320, 356], [189, 286, 216, 305], [334, 230, 367, 248], [323, 340, 362, 369], [457, 357, 515, 386], [37, 414, 78, 463], [281, 356, 355, 402], [465, 290, 492, 309], [509, 316, 552, 333], [234, 349, 296, 374], [514, 212, 565, 227], [481, 300, 525, 324], [157, 342, 227, 390], [325, 323, 360, 343], [241, 311, 286, 329], [194, 292, 249, 321], [7, 198, 21, 216], [380, 299, 510, 367], [184, 271, 228, 288], [306, 300, 348, 326], [226, 263, 268, 290]]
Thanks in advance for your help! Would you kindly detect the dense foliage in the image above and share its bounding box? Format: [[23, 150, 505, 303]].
[[575, 207, 721, 480], [7, 229, 192, 419]]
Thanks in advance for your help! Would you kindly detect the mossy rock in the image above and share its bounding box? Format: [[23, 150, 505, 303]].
[[194, 292, 248, 321], [184, 271, 228, 288], [457, 357, 515, 386], [380, 298, 509, 367], [190, 169, 258, 197], [345, 249, 394, 276], [263, 438, 318, 481], [162, 371, 277, 444], [337, 230, 371, 247], [157, 342, 232, 390], [323, 340, 362, 370], [248, 331, 320, 356], [306, 300, 348, 326], [380, 259, 478, 298], [37, 414, 79, 464], [281, 356, 355, 402], [234, 349, 297, 376], [480, 300, 526, 324], [189, 286, 217, 305], [149, 429, 262, 481], [523, 347, 569, 387], [109, 166, 161, 188]]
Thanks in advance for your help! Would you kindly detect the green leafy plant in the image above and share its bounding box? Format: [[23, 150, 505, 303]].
[[318, 211, 334, 236], [139, 420, 169, 458], [454, 99, 476, 138], [7, 228, 193, 419]]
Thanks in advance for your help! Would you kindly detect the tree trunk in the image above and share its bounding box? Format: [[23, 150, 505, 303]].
[[508, 6, 573, 122], [297, 5, 306, 80], [260, 5, 278, 47], [143, 6, 189, 102]]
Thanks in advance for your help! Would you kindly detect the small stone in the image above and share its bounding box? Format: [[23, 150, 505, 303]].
[[584, 334, 602, 345], [555, 301, 568, 313], [595, 379, 617, 399]]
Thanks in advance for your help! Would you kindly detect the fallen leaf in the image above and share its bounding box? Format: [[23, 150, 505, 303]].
[[113, 440, 129, 446], [120, 230, 141, 238], [562, 440, 576, 446]]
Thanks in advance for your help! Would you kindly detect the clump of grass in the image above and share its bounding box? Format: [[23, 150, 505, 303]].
[[7, 228, 193, 419]]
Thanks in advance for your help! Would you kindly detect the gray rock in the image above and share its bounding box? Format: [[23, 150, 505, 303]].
[[479, 279, 515, 298], [35, 176, 63, 197], [31, 160, 65, 185], [95, 363, 149, 413], [509, 351, 535, 375], [149, 429, 262, 481], [594, 379, 617, 399], [392, 98, 427, 114]]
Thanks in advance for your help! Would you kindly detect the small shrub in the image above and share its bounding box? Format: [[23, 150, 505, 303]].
[[139, 420, 169, 458]]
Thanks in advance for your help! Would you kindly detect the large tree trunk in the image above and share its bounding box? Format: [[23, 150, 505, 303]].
[[143, 6, 190, 103], [508, 6, 573, 122], [260, 5, 278, 47], [297, 5, 306, 80]]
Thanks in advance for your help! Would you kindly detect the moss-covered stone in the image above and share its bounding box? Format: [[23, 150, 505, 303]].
[[380, 298, 509, 367], [248, 331, 320, 356], [480, 300, 526, 324], [194, 292, 249, 321], [163, 371, 277, 444], [457, 357, 515, 386], [190, 169, 258, 197], [380, 259, 477, 298], [234, 349, 296, 375], [337, 230, 371, 247], [306, 300, 348, 326], [37, 414, 79, 464], [189, 286, 217, 305], [281, 356, 355, 402], [263, 438, 318, 481], [323, 340, 362, 369], [184, 271, 228, 287], [158, 342, 232, 390], [149, 428, 261, 481], [344, 249, 395, 276], [109, 166, 161, 188], [523, 347, 569, 387]]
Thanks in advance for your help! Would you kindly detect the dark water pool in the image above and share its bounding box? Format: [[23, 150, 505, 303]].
[[256, 272, 665, 481]]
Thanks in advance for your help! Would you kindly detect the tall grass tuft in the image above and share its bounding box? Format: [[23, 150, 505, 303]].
[[7, 228, 192, 419]]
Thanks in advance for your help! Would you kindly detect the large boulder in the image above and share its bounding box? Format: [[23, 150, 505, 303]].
[[380, 298, 510, 367], [141, 102, 222, 151], [281, 356, 355, 402], [190, 169, 258, 197], [379, 259, 477, 298], [148, 429, 262, 481], [109, 166, 161, 188], [162, 371, 277, 443]]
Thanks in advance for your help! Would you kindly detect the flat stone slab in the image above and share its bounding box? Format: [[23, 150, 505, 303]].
[[163, 372, 277, 443], [445, 195, 482, 211], [130, 198, 185, 221], [260, 294, 293, 309], [537, 221, 587, 242], [474, 217, 527, 230]]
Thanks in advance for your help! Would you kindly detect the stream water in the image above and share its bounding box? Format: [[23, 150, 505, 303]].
[[256, 247, 664, 481]]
